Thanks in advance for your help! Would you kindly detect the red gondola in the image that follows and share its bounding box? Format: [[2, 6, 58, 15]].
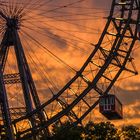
[[99, 94, 123, 120]]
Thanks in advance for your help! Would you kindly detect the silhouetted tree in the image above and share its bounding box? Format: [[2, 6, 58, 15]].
[[2, 121, 139, 140], [51, 121, 83, 140], [82, 121, 120, 140], [119, 125, 140, 140]]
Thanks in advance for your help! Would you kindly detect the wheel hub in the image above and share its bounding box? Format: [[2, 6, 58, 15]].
[[6, 17, 20, 30]]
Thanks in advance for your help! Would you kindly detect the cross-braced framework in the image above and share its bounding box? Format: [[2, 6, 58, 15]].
[[0, 0, 139, 140]]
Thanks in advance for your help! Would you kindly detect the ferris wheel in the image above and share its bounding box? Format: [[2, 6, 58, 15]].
[[0, 0, 139, 140]]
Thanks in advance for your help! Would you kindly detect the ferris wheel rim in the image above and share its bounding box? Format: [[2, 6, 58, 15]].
[[12, 0, 139, 127]]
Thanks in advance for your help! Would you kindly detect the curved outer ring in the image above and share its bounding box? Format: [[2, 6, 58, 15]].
[[13, 0, 140, 137]]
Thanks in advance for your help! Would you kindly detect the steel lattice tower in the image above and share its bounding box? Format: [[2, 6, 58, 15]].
[[0, 12, 47, 140]]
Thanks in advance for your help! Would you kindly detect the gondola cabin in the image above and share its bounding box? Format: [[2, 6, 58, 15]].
[[99, 95, 123, 120]]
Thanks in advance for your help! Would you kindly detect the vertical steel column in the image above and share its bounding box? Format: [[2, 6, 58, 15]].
[[12, 29, 37, 140], [0, 9, 48, 138], [13, 29, 48, 137], [0, 30, 15, 140], [0, 71, 15, 140], [12, 30, 33, 114]]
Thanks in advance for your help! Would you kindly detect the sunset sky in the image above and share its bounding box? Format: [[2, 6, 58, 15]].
[[0, 0, 140, 128]]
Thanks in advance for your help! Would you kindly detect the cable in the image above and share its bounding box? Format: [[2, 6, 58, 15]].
[[20, 29, 77, 73], [20, 31, 59, 92]]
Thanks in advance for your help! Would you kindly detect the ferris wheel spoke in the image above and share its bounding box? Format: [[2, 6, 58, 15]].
[[26, 0, 53, 10], [28, 11, 107, 19], [20, 0, 87, 18], [20, 0, 54, 16], [20, 31, 62, 93], [22, 33, 81, 122], [22, 20, 95, 46], [20, 29, 77, 72], [22, 19, 100, 41], [21, 39, 54, 87], [38, 0, 87, 14], [20, 24, 92, 55], [22, 12, 104, 34]]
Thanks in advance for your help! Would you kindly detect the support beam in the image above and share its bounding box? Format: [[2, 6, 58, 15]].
[[0, 71, 15, 140]]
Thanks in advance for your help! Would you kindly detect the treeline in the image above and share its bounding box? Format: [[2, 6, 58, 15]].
[[49, 121, 140, 140], [1, 121, 140, 140]]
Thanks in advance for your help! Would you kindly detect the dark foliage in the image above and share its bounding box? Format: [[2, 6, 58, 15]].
[[51, 121, 83, 140], [83, 121, 119, 140], [1, 122, 140, 140], [119, 125, 140, 140]]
